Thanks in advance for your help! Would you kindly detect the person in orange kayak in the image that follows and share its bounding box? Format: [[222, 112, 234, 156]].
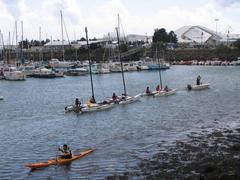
[[58, 144, 72, 159]]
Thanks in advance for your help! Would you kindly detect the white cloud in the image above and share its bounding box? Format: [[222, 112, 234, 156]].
[[0, 0, 240, 42]]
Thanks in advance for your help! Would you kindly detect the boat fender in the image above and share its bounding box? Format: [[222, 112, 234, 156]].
[[187, 84, 192, 90]]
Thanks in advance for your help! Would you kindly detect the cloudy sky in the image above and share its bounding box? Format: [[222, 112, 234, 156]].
[[0, 0, 240, 43]]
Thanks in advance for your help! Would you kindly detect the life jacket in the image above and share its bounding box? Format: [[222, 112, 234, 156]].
[[59, 146, 71, 154]]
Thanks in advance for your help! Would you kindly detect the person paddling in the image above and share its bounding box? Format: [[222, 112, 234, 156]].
[[58, 144, 72, 159]]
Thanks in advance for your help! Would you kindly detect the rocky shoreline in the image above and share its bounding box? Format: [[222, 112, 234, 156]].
[[107, 128, 240, 179]]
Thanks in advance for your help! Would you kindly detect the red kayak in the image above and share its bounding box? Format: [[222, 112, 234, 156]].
[[26, 148, 95, 169]]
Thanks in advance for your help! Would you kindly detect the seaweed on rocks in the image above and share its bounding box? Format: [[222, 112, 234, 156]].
[[107, 128, 240, 179]]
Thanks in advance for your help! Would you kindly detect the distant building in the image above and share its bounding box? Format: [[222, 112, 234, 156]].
[[44, 40, 71, 50], [44, 39, 107, 49], [103, 33, 152, 44], [174, 25, 240, 47], [126, 34, 152, 43]]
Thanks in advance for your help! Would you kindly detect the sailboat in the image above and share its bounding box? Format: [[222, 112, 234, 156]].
[[141, 48, 175, 97], [3, 23, 26, 81], [153, 47, 176, 97], [115, 27, 141, 105], [65, 27, 114, 113]]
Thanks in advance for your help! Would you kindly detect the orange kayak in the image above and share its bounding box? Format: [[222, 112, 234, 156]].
[[26, 148, 95, 169]]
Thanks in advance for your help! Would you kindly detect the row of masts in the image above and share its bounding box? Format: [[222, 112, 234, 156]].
[[0, 11, 128, 65], [85, 13, 163, 99], [0, 10, 68, 64], [0, 21, 24, 65]]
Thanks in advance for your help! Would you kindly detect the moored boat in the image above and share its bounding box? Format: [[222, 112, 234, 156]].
[[65, 67, 88, 76], [29, 68, 57, 78], [4, 67, 26, 81]]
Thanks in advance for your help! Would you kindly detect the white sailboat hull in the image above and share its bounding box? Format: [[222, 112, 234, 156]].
[[141, 90, 158, 96], [4, 71, 26, 81], [64, 105, 82, 113], [65, 103, 114, 113], [154, 89, 177, 97], [119, 94, 141, 104], [81, 103, 114, 112], [188, 83, 210, 90]]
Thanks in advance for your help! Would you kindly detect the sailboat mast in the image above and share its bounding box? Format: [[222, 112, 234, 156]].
[[156, 47, 163, 88], [15, 20, 18, 64], [39, 26, 42, 62], [50, 35, 53, 59], [116, 27, 127, 95], [60, 10, 64, 61], [118, 14, 120, 38], [21, 21, 24, 64], [85, 27, 95, 99], [8, 31, 10, 64]]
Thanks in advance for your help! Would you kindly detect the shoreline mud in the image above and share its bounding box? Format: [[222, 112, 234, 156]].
[[107, 128, 240, 179]]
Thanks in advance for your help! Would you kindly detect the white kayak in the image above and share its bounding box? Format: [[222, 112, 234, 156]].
[[187, 83, 210, 90], [154, 89, 177, 97], [0, 96, 3, 100], [119, 94, 141, 105]]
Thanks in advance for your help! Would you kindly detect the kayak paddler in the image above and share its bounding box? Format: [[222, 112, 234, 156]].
[[58, 144, 72, 159]]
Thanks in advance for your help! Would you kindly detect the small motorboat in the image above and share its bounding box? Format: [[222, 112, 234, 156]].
[[187, 83, 210, 91]]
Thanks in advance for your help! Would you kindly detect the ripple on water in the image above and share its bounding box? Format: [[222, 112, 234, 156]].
[[0, 66, 240, 178]]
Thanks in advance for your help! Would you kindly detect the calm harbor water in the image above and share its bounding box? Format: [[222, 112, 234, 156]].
[[0, 66, 240, 179]]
